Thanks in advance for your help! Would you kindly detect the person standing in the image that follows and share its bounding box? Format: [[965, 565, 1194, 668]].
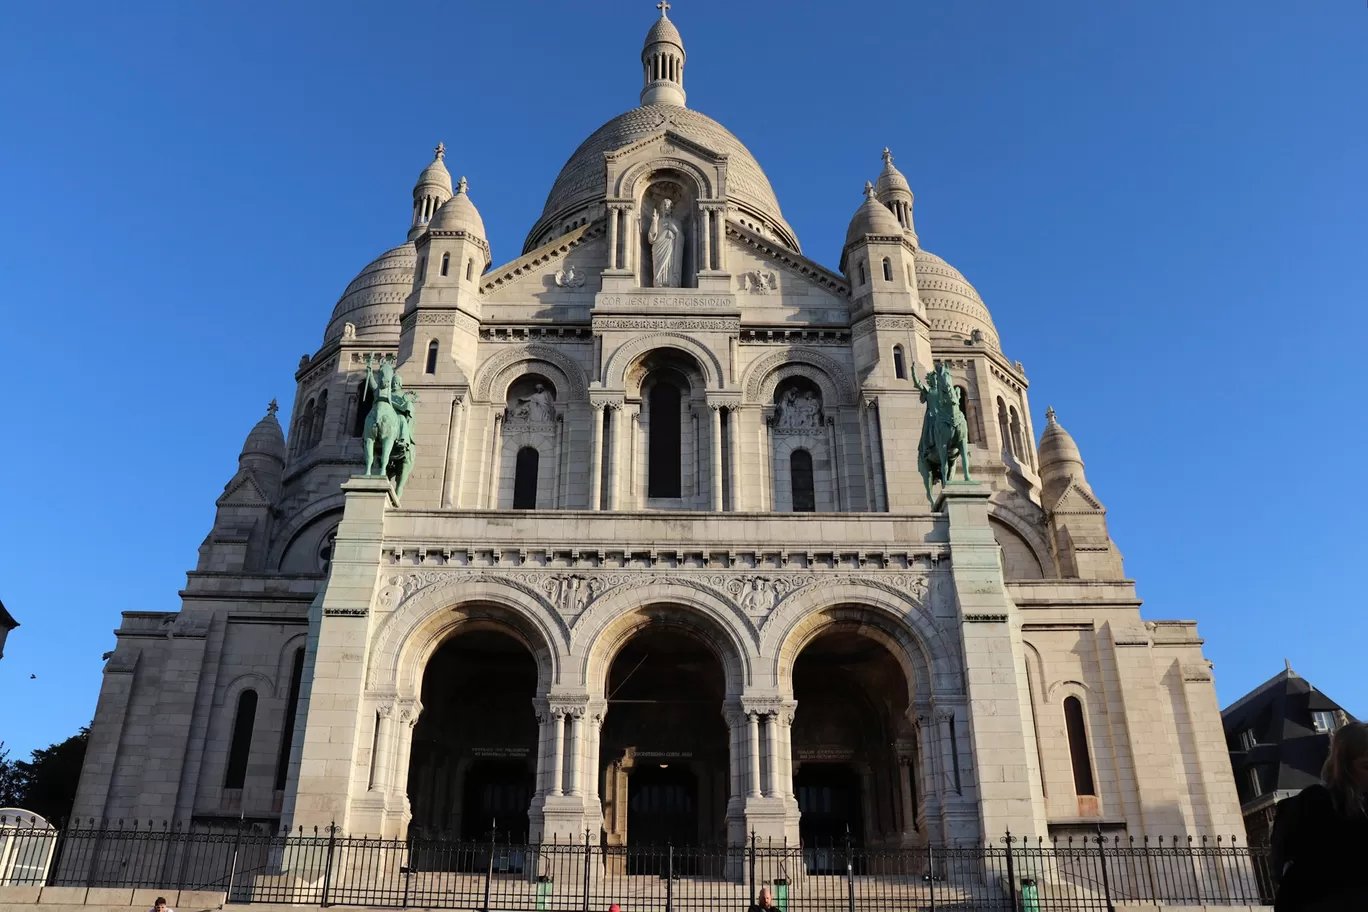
[[1271, 722, 1368, 910]]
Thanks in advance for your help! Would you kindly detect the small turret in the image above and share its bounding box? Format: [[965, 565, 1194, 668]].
[[874, 148, 917, 243], [1037, 407, 1125, 579], [238, 399, 286, 495], [196, 401, 284, 573], [409, 143, 454, 240], [841, 182, 904, 273], [640, 1, 686, 107]]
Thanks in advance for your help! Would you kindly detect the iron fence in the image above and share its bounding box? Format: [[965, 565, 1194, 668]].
[[0, 817, 1276, 910]]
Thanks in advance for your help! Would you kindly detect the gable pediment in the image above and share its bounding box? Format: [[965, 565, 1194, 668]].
[[217, 471, 270, 508], [1049, 479, 1104, 514]]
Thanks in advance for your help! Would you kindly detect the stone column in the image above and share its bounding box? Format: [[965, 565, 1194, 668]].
[[533, 708, 550, 797], [606, 403, 623, 510], [586, 713, 603, 804], [607, 205, 620, 269], [566, 712, 581, 797], [825, 415, 843, 511], [442, 394, 465, 508], [778, 705, 796, 799], [727, 407, 741, 512], [370, 706, 394, 792], [588, 402, 605, 510], [487, 412, 504, 508], [764, 715, 781, 798], [550, 711, 565, 797], [747, 712, 762, 798], [699, 207, 712, 272], [709, 402, 724, 510], [897, 750, 917, 840]]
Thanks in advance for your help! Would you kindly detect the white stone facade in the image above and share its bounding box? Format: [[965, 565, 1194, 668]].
[[72, 11, 1244, 849]]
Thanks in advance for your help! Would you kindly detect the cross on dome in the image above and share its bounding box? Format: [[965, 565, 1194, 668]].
[[434, 141, 445, 161], [864, 180, 876, 200], [457, 176, 469, 194], [656, 0, 670, 16], [882, 147, 894, 165], [1045, 405, 1057, 423], [267, 399, 279, 416]]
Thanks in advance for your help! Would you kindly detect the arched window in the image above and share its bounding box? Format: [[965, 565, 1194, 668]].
[[425, 340, 439, 374], [790, 449, 816, 512], [298, 399, 316, 454], [466, 258, 474, 281], [907, 264, 914, 284], [892, 345, 906, 380], [1009, 406, 1025, 461], [648, 381, 682, 499], [440, 252, 450, 276], [882, 257, 892, 282], [1063, 696, 1096, 797], [858, 260, 867, 285], [275, 648, 305, 791], [513, 447, 539, 509], [311, 390, 328, 447], [996, 397, 1012, 457], [225, 689, 258, 790], [418, 255, 427, 283], [352, 380, 370, 437], [955, 385, 977, 443]]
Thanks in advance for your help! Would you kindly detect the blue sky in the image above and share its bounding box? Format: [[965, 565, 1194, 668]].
[[0, 1, 1364, 761]]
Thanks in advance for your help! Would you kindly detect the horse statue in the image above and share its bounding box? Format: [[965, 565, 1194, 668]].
[[362, 354, 417, 499], [912, 362, 972, 503]]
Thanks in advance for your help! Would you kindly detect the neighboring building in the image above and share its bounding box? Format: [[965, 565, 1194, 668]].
[[0, 601, 16, 661], [71, 9, 1244, 849], [1221, 663, 1357, 845]]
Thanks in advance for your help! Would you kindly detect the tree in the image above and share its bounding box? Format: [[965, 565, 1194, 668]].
[[0, 728, 89, 823]]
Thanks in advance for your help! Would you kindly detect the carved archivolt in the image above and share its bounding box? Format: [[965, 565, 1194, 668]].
[[472, 344, 588, 403], [367, 573, 568, 697], [602, 332, 726, 390], [742, 348, 856, 406], [615, 152, 716, 201]]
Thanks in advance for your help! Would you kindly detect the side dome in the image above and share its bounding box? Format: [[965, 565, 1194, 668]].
[[324, 243, 415, 344], [914, 249, 1002, 353], [528, 105, 798, 252], [429, 177, 487, 239], [845, 183, 903, 246]]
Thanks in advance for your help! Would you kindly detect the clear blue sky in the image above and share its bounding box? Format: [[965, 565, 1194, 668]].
[[1, 1, 1364, 761]]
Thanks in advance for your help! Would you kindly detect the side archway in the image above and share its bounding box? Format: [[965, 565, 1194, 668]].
[[472, 344, 589, 404], [742, 348, 856, 407], [603, 334, 725, 391]]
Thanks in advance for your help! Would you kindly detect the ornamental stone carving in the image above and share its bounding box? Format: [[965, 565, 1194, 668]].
[[554, 264, 586, 287]]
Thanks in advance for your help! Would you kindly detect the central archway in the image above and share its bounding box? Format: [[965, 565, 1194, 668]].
[[599, 627, 730, 851], [406, 627, 538, 841]]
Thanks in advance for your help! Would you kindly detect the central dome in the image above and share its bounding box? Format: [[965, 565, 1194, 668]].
[[529, 105, 798, 253]]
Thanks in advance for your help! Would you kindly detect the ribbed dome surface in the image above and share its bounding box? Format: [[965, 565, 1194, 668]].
[[875, 153, 911, 196], [430, 184, 486, 238], [324, 243, 415, 344], [416, 156, 452, 194], [845, 193, 903, 247], [644, 15, 683, 48], [914, 249, 1001, 353], [240, 409, 285, 464], [533, 105, 796, 251]]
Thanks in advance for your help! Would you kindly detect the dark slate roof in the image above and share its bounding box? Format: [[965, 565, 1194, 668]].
[[1222, 666, 1358, 807], [0, 600, 15, 631]]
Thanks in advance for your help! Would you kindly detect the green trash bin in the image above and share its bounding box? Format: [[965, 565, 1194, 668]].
[[536, 875, 553, 911], [1020, 877, 1040, 912], [772, 878, 789, 912]]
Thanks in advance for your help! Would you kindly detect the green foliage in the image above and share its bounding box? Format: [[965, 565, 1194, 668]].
[[0, 727, 89, 823]]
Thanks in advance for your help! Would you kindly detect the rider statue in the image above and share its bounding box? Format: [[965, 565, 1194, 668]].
[[362, 354, 418, 498], [911, 361, 972, 503]]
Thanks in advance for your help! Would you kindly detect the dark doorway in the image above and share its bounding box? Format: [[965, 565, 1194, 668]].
[[407, 628, 538, 842], [461, 759, 533, 840], [512, 446, 539, 509], [601, 625, 728, 848], [628, 764, 698, 847], [790, 449, 816, 512], [796, 763, 863, 849], [647, 382, 682, 498]]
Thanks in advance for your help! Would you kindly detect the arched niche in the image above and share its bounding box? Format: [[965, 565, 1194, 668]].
[[990, 516, 1046, 580], [497, 374, 562, 510], [769, 376, 835, 513], [636, 173, 698, 288]]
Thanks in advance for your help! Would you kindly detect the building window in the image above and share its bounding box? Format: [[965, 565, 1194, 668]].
[[418, 255, 427, 283], [225, 690, 258, 790], [906, 264, 913, 284], [275, 649, 305, 791], [997, 397, 1011, 456], [858, 260, 867, 285], [892, 345, 906, 380], [425, 340, 439, 374], [647, 381, 683, 499], [790, 449, 816, 513], [298, 398, 316, 454], [882, 257, 893, 282], [1008, 405, 1024, 460], [512, 446, 539, 509], [1063, 696, 1096, 797], [311, 389, 327, 448], [955, 385, 977, 443], [1312, 711, 1339, 733], [1247, 766, 1264, 798], [1238, 728, 1257, 750], [440, 252, 450, 276], [466, 258, 474, 281]]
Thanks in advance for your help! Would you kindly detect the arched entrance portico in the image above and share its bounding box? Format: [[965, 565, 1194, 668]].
[[406, 627, 539, 840]]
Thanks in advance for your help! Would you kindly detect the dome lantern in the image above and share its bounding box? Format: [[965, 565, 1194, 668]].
[[874, 147, 917, 242], [640, 1, 686, 108], [409, 142, 454, 241]]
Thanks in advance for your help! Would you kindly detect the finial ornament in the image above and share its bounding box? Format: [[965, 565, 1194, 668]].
[[656, 0, 671, 16], [1045, 405, 1057, 424], [456, 176, 468, 194], [267, 399, 279, 417], [863, 180, 876, 200], [434, 141, 445, 161], [882, 147, 894, 165]]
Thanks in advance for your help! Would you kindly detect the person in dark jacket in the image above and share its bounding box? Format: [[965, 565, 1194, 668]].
[[747, 886, 777, 912], [1271, 721, 1368, 911]]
